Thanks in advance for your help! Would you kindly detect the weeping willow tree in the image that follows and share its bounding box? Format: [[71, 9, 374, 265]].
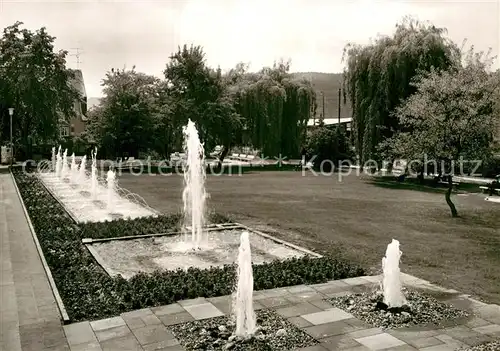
[[343, 16, 460, 163], [229, 61, 316, 157]]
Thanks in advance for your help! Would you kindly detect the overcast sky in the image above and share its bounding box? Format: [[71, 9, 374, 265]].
[[1, 0, 499, 97]]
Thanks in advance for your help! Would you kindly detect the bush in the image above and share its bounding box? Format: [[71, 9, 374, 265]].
[[305, 126, 353, 171], [12, 169, 365, 322]]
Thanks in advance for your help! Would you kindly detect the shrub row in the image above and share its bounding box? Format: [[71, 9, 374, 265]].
[[12, 169, 365, 322]]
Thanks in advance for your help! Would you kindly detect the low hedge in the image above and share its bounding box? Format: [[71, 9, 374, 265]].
[[12, 169, 365, 322]]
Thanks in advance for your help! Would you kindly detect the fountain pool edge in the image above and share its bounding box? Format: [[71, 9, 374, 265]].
[[83, 223, 323, 279], [10, 170, 71, 324], [37, 173, 80, 223]]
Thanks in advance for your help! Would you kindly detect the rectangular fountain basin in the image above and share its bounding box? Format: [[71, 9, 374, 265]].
[[84, 224, 321, 280], [38, 173, 157, 223]]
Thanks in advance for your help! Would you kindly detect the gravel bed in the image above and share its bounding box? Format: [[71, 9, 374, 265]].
[[459, 341, 500, 351], [169, 309, 317, 350], [328, 288, 469, 329]]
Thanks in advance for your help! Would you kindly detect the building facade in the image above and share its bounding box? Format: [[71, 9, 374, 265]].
[[60, 69, 87, 138]]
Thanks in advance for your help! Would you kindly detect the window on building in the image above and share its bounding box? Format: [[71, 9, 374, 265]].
[[70, 125, 75, 134], [60, 126, 69, 137]]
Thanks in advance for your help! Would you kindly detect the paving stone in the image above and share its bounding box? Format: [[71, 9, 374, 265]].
[[94, 325, 132, 343], [304, 321, 358, 339], [288, 285, 316, 294], [320, 334, 363, 350], [348, 327, 383, 339], [324, 291, 352, 299], [309, 299, 334, 310], [341, 277, 371, 286], [382, 345, 417, 351], [343, 318, 372, 330], [291, 291, 326, 301], [473, 323, 500, 335], [152, 303, 185, 316], [419, 345, 456, 351], [465, 317, 491, 328], [260, 287, 290, 298], [461, 334, 494, 347], [142, 338, 181, 350], [287, 316, 313, 328], [442, 325, 479, 340], [434, 334, 466, 348], [132, 324, 176, 346], [405, 336, 444, 349], [121, 308, 154, 320], [159, 311, 195, 326], [183, 303, 224, 320], [474, 304, 500, 321], [258, 296, 292, 308], [177, 297, 207, 307], [296, 345, 329, 350], [90, 316, 126, 332], [63, 322, 97, 346], [69, 341, 103, 351], [99, 335, 143, 351], [302, 308, 353, 325], [276, 302, 322, 318], [355, 333, 406, 350]]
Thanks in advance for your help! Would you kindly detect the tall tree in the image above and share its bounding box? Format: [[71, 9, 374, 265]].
[[381, 48, 500, 217], [0, 22, 79, 157], [163, 45, 241, 163], [86, 67, 159, 158], [343, 17, 460, 163], [230, 60, 316, 157]]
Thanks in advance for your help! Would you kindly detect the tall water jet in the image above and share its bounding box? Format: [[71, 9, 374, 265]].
[[106, 169, 116, 210], [78, 155, 87, 183], [61, 148, 69, 179], [51, 147, 56, 172], [233, 231, 257, 338], [55, 146, 62, 177], [70, 153, 77, 183], [182, 119, 207, 249], [382, 239, 406, 308], [90, 148, 98, 200]]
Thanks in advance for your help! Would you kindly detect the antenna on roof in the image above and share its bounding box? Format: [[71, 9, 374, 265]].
[[70, 48, 84, 69]]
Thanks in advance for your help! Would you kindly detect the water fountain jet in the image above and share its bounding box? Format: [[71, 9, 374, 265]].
[[55, 146, 62, 177], [382, 239, 406, 308], [233, 231, 257, 338], [90, 148, 98, 200], [106, 169, 116, 211], [182, 119, 207, 250], [61, 149, 69, 179], [70, 153, 78, 183]]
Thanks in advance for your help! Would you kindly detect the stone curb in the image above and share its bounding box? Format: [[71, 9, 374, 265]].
[[9, 170, 71, 324]]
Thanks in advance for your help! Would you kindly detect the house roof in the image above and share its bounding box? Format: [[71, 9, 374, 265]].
[[69, 69, 87, 99], [307, 117, 352, 127]]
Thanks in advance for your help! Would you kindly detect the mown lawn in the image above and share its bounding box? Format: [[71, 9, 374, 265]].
[[119, 171, 500, 304]]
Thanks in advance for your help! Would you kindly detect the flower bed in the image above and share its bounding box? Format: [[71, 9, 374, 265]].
[[170, 310, 317, 350], [13, 168, 365, 322], [328, 288, 469, 329]]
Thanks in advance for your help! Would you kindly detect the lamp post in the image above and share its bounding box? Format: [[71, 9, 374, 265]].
[[8, 108, 14, 165]]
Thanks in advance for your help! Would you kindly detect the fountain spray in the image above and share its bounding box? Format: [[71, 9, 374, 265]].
[[182, 119, 207, 250], [61, 149, 69, 179], [106, 169, 116, 210], [78, 155, 87, 183], [382, 239, 406, 308], [70, 153, 77, 183], [91, 148, 98, 200], [51, 147, 56, 172], [233, 231, 257, 338], [55, 146, 62, 177]]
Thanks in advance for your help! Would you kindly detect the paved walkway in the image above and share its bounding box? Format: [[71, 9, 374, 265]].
[[2, 171, 500, 350], [0, 173, 69, 351], [62, 274, 500, 351]]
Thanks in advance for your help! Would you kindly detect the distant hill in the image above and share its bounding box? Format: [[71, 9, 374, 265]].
[[292, 72, 352, 120], [85, 72, 353, 120]]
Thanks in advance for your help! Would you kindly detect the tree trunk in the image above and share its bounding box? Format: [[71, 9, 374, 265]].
[[445, 175, 458, 217]]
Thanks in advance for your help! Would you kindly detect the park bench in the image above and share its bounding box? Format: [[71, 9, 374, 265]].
[[479, 186, 500, 195]]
